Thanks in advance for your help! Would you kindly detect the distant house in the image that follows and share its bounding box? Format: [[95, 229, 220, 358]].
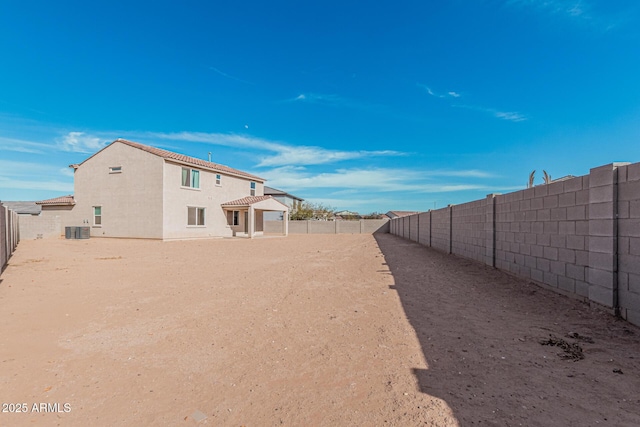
[[30, 139, 289, 239], [0, 201, 41, 216], [332, 210, 360, 221], [385, 210, 420, 219], [334, 210, 359, 217], [263, 186, 304, 221]]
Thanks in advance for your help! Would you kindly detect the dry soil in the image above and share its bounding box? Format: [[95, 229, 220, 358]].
[[0, 234, 639, 426]]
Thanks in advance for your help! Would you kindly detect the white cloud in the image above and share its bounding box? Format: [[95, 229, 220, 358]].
[[0, 160, 74, 193], [151, 131, 405, 167], [209, 67, 254, 85], [263, 166, 496, 194], [418, 84, 461, 99], [419, 84, 526, 122], [505, 0, 594, 21], [292, 93, 359, 109], [0, 136, 51, 154], [57, 132, 108, 153], [455, 105, 528, 122], [0, 177, 73, 192], [418, 84, 443, 98], [495, 111, 527, 122]]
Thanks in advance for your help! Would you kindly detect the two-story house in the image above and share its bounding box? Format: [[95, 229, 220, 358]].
[[57, 139, 288, 239]]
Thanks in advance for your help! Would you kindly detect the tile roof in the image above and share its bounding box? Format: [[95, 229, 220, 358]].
[[36, 195, 76, 206], [263, 185, 304, 201], [80, 139, 264, 182], [221, 195, 278, 207]]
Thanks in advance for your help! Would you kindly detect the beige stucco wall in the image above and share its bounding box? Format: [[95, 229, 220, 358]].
[[161, 160, 264, 239], [70, 143, 165, 238]]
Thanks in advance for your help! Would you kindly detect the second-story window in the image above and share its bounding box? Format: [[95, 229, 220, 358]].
[[182, 168, 200, 189], [215, 174, 222, 186], [250, 181, 256, 196]]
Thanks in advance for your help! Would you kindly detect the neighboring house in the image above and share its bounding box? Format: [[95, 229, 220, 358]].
[[334, 210, 360, 219], [263, 186, 304, 220], [0, 201, 41, 216], [35, 139, 289, 239], [3, 198, 74, 239], [385, 210, 420, 219]]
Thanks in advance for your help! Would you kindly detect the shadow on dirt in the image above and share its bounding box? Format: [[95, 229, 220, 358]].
[[373, 232, 640, 426]]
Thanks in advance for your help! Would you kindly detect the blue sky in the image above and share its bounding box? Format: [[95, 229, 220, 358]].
[[1, 0, 639, 213]]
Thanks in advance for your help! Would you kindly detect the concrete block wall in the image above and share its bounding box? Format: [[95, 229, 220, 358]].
[[408, 214, 419, 242], [494, 175, 591, 297], [388, 161, 640, 327], [431, 207, 451, 253], [417, 212, 431, 246], [18, 213, 64, 239], [1, 204, 20, 273], [362, 219, 390, 234], [308, 221, 336, 234], [402, 216, 410, 239], [265, 220, 389, 235], [617, 163, 640, 325], [336, 220, 360, 234], [452, 198, 487, 263]]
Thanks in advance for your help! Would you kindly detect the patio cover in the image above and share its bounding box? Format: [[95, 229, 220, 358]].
[[221, 196, 289, 237]]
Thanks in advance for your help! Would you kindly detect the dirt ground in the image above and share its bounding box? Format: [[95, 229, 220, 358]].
[[0, 233, 639, 426]]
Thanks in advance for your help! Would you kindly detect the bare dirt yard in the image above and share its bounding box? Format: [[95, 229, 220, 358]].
[[1, 233, 639, 426]]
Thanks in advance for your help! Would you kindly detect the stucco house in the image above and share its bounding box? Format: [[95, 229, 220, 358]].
[[263, 186, 304, 220], [36, 139, 288, 239]]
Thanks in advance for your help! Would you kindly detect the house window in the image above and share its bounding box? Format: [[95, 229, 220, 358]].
[[226, 210, 240, 226], [109, 166, 122, 173], [215, 174, 221, 186], [93, 206, 102, 226], [187, 207, 205, 226], [250, 181, 256, 196], [181, 168, 200, 189]]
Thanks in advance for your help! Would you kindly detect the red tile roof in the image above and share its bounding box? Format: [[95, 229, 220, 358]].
[[36, 195, 75, 206], [79, 139, 265, 182], [221, 195, 278, 207]]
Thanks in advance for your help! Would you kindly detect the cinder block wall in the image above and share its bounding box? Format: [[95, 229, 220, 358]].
[[617, 163, 640, 324], [388, 162, 640, 327], [18, 214, 63, 239], [417, 212, 431, 246], [408, 214, 419, 242], [264, 219, 389, 235], [494, 175, 591, 297], [431, 207, 451, 253], [0, 204, 20, 273], [452, 198, 487, 263]]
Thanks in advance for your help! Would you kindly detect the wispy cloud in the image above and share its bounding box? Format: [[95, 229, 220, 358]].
[[263, 166, 502, 193], [0, 160, 73, 192], [456, 105, 528, 122], [420, 84, 527, 122], [57, 132, 109, 153], [290, 92, 391, 115], [151, 131, 405, 167], [418, 84, 461, 99], [506, 0, 590, 19], [208, 66, 254, 85], [494, 111, 527, 122], [0, 136, 52, 154], [504, 0, 629, 31], [292, 93, 346, 106]]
